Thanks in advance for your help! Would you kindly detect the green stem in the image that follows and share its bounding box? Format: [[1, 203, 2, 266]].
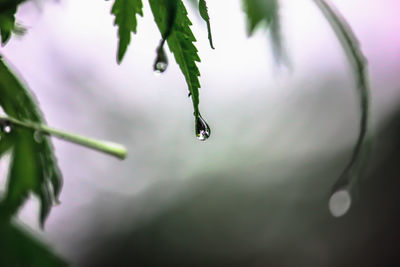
[[313, 0, 371, 192], [0, 115, 127, 160]]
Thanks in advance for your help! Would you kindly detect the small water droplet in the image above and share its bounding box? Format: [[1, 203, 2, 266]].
[[1, 120, 12, 133], [155, 61, 168, 73], [34, 131, 44, 143], [195, 115, 210, 141], [329, 189, 351, 217], [188, 92, 192, 98], [153, 44, 168, 74]]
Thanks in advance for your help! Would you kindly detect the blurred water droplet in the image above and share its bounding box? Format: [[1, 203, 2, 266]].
[[1, 121, 12, 133], [195, 115, 210, 141], [153, 44, 168, 74], [329, 189, 351, 217], [0, 119, 12, 133], [34, 131, 43, 143], [154, 61, 168, 73]]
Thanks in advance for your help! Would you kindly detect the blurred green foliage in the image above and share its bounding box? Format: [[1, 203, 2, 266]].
[[0, 3, 16, 45], [0, 222, 67, 267], [0, 59, 62, 228]]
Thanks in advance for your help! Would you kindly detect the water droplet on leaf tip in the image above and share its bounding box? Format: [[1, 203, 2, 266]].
[[154, 61, 168, 73], [195, 115, 211, 141], [197, 130, 210, 141], [329, 189, 352, 217], [153, 44, 168, 74]]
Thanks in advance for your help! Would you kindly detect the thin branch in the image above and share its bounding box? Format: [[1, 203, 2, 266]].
[[0, 115, 127, 160]]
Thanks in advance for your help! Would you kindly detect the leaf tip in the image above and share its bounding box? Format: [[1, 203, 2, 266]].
[[116, 53, 124, 64]]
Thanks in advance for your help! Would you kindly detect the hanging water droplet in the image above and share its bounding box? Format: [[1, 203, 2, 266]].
[[34, 130, 44, 143], [195, 115, 211, 141], [154, 61, 168, 73], [153, 42, 168, 74], [329, 189, 352, 217]]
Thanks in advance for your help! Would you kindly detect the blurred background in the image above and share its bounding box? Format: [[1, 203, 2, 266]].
[[1, 0, 400, 266]]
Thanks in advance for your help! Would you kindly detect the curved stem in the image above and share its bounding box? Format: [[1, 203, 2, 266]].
[[313, 0, 371, 192], [0, 115, 127, 160]]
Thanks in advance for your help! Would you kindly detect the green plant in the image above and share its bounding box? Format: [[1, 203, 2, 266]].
[[0, 0, 371, 264]]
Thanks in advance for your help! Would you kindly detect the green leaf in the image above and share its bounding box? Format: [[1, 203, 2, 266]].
[[242, 0, 278, 35], [150, 0, 202, 116], [242, 0, 286, 64], [0, 221, 68, 266], [111, 0, 143, 64], [312, 0, 371, 196], [198, 0, 214, 49], [159, 0, 178, 40], [0, 121, 13, 158], [152, 0, 177, 72], [0, 3, 17, 45], [0, 58, 62, 228]]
